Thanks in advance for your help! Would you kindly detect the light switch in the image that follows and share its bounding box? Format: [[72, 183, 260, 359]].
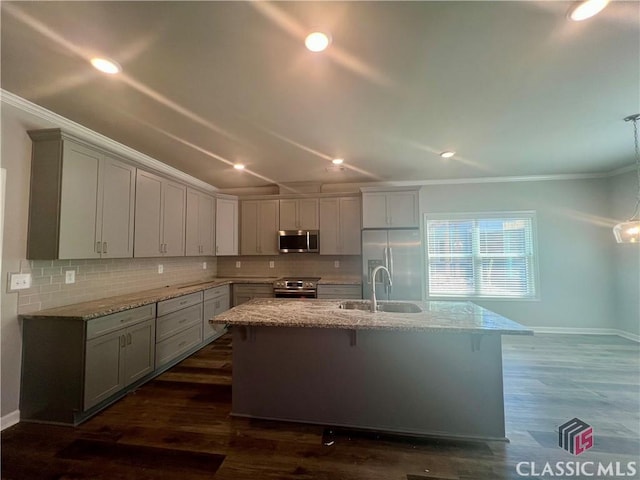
[[334, 260, 340, 268], [158, 264, 164, 274], [202, 262, 207, 270], [65, 270, 75, 284], [235, 261, 241, 269], [269, 261, 275, 269], [9, 273, 32, 291]]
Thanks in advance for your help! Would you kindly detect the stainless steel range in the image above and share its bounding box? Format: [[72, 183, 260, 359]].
[[273, 277, 320, 299]]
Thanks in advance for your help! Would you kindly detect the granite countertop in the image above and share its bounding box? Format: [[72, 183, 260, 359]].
[[317, 276, 362, 285], [211, 298, 533, 335], [20, 277, 279, 321]]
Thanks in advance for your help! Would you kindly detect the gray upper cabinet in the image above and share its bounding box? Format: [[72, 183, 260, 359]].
[[361, 190, 419, 228], [27, 129, 136, 260], [279, 198, 319, 230], [241, 199, 280, 255], [319, 197, 361, 255], [186, 188, 215, 256], [215, 196, 238, 256], [134, 169, 186, 257]]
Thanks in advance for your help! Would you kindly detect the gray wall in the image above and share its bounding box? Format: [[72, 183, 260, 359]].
[[1, 105, 35, 423], [608, 170, 640, 336], [420, 178, 617, 331]]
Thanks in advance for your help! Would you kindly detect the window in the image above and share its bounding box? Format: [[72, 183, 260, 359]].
[[425, 212, 538, 299]]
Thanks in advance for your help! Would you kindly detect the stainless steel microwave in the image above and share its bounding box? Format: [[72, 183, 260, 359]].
[[278, 230, 319, 253]]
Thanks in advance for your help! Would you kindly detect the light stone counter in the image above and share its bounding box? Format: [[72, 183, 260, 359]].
[[211, 298, 532, 335], [21, 277, 279, 321]]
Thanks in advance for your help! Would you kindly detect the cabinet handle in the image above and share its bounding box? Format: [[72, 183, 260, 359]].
[[127, 333, 132, 345], [103, 241, 108, 254], [96, 241, 102, 254], [178, 341, 187, 347], [120, 335, 126, 348], [215, 300, 220, 309], [178, 318, 188, 324], [179, 300, 188, 305]]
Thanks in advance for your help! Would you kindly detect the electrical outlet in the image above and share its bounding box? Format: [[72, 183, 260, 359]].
[[269, 261, 275, 269], [65, 270, 75, 284], [9, 273, 32, 291], [334, 260, 340, 268], [158, 264, 164, 274], [202, 262, 207, 270], [235, 261, 241, 269]]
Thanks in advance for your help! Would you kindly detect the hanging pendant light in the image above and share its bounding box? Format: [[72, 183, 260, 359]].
[[613, 113, 640, 243]]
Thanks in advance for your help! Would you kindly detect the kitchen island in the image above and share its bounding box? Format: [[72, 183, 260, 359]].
[[211, 298, 532, 441]]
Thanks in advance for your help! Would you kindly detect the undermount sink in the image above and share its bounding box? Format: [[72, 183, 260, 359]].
[[339, 300, 422, 314]]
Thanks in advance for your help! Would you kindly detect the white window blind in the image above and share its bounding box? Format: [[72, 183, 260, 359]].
[[425, 213, 537, 299]]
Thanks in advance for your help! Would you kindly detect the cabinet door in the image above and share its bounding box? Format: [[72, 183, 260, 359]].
[[84, 330, 125, 410], [319, 198, 340, 255], [361, 193, 389, 228], [298, 198, 319, 230], [258, 200, 280, 255], [387, 191, 418, 227], [123, 319, 155, 386], [240, 200, 259, 255], [162, 180, 186, 256], [185, 189, 201, 256], [339, 197, 362, 255], [216, 197, 238, 255], [134, 170, 163, 257], [100, 157, 136, 258], [199, 193, 215, 256], [279, 199, 298, 230], [58, 141, 101, 259]]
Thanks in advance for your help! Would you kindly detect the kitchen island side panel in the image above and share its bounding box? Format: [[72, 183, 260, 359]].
[[232, 326, 506, 440]]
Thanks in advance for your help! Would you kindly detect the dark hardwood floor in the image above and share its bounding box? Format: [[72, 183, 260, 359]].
[[2, 332, 639, 479]]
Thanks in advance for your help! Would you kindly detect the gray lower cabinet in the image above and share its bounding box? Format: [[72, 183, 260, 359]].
[[233, 283, 274, 306], [20, 303, 156, 425], [316, 284, 362, 299], [84, 317, 155, 410], [155, 292, 203, 368], [204, 285, 230, 341]]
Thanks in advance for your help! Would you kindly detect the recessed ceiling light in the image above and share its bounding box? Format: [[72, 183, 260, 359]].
[[440, 151, 455, 159], [90, 57, 121, 74], [568, 0, 610, 21], [233, 163, 245, 170], [332, 158, 344, 165], [305, 31, 331, 52]]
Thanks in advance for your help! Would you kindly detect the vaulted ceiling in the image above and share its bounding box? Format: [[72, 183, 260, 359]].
[[2, 1, 639, 189]]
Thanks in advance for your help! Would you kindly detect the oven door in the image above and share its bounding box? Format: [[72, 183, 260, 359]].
[[274, 289, 317, 299]]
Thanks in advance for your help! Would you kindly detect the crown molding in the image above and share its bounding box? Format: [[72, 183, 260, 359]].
[[1, 89, 218, 193]]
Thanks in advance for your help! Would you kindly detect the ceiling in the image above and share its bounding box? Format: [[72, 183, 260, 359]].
[[1, 1, 639, 190]]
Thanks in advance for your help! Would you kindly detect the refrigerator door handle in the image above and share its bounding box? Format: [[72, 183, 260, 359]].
[[384, 247, 389, 271], [388, 247, 394, 279]]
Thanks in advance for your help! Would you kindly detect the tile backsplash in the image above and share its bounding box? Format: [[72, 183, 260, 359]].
[[17, 256, 217, 313], [216, 254, 361, 279], [16, 254, 361, 314]]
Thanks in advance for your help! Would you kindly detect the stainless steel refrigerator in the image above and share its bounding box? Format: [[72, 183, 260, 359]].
[[361, 229, 423, 301]]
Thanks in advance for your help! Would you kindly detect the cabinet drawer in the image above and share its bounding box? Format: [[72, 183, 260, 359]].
[[157, 291, 203, 316], [155, 323, 202, 368], [233, 284, 273, 295], [204, 285, 230, 302], [87, 304, 156, 340], [156, 303, 202, 343], [317, 285, 362, 299]]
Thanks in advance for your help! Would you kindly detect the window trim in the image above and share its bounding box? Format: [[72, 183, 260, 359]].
[[424, 211, 540, 301]]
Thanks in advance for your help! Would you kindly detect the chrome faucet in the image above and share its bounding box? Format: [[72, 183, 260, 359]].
[[370, 265, 392, 312]]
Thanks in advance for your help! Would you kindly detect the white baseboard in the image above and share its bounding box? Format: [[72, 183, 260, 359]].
[[532, 326, 640, 342], [1, 410, 20, 431]]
